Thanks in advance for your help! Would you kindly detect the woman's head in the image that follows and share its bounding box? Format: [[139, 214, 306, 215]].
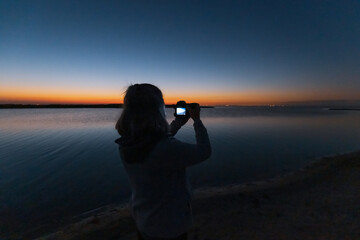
[[115, 83, 168, 140]]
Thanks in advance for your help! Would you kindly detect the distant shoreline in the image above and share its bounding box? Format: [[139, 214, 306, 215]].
[[1, 104, 360, 110], [0, 104, 214, 109], [328, 108, 360, 111], [0, 104, 124, 109]]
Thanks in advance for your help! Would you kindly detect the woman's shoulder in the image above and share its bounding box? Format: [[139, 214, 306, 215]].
[[155, 135, 176, 147], [151, 135, 180, 154]]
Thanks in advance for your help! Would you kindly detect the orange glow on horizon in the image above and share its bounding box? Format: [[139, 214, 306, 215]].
[[1, 85, 359, 106]]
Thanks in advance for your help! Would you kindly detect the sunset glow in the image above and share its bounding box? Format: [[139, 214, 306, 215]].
[[1, 85, 359, 106], [1, 1, 359, 106]]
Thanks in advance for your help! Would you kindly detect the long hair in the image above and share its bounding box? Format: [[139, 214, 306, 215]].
[[115, 83, 169, 141]]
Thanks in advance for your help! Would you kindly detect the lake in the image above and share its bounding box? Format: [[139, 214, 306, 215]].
[[1, 107, 360, 237]]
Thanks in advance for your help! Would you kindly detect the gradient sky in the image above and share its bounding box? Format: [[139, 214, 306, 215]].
[[1, 0, 360, 105]]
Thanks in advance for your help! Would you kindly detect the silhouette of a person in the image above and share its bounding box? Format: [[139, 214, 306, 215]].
[[115, 83, 211, 240]]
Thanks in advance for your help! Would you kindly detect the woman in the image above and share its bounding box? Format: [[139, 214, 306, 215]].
[[115, 83, 211, 240]]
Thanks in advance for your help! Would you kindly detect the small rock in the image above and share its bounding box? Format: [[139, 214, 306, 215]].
[[262, 193, 270, 199], [252, 198, 260, 208]]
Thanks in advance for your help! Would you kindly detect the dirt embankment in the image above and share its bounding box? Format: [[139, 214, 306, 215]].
[[37, 151, 360, 240]]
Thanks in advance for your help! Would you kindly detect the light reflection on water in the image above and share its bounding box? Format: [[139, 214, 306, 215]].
[[0, 107, 360, 235]]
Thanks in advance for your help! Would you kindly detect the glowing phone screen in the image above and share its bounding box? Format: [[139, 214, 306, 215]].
[[176, 107, 186, 115]]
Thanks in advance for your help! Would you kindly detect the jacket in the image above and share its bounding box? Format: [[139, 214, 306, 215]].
[[115, 118, 211, 238]]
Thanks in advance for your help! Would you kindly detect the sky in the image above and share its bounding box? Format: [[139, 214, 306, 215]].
[[0, 0, 360, 105]]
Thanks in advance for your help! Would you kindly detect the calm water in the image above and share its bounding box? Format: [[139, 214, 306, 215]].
[[1, 107, 360, 236]]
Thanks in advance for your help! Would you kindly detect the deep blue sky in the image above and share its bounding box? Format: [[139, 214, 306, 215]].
[[1, 0, 359, 104]]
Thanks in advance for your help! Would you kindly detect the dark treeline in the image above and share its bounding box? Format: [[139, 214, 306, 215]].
[[0, 104, 123, 109], [0, 104, 214, 109], [329, 108, 360, 111]]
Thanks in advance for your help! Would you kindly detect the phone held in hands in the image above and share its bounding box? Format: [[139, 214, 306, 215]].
[[173, 100, 200, 117], [174, 100, 187, 117]]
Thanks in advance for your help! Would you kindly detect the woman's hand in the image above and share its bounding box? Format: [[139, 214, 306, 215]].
[[188, 103, 200, 121], [175, 114, 190, 126]]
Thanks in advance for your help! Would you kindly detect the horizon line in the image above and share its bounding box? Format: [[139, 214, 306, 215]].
[[1, 99, 360, 105], [1, 100, 360, 109]]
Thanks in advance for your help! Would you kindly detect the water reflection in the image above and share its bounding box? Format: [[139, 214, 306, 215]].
[[0, 107, 360, 236]]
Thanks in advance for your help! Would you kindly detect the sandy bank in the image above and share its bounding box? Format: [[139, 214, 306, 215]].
[[36, 151, 360, 240]]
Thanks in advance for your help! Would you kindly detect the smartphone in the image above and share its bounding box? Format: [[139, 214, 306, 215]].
[[176, 107, 186, 115], [174, 100, 188, 117]]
